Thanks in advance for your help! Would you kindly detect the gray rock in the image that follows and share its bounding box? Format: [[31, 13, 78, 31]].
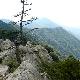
[[33, 45, 52, 62], [0, 39, 51, 80], [19, 44, 52, 64], [6, 43, 50, 80], [0, 39, 16, 64], [26, 41, 32, 47], [6, 60, 44, 80], [0, 39, 15, 51], [0, 39, 3, 45], [0, 49, 16, 59], [0, 65, 9, 77]]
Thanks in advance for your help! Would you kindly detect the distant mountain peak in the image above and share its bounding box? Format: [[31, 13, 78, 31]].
[[0, 18, 59, 29], [1, 19, 11, 23], [26, 18, 59, 29]]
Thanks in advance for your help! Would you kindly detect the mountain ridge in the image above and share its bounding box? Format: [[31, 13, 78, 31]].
[[32, 27, 80, 59], [0, 19, 80, 59]]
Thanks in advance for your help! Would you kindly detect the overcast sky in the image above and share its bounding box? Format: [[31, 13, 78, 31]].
[[0, 0, 80, 28]]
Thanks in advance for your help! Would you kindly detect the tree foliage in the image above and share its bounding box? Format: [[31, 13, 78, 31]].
[[40, 55, 80, 80]]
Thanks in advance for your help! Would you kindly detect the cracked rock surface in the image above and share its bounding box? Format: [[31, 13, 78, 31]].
[[0, 40, 52, 80]]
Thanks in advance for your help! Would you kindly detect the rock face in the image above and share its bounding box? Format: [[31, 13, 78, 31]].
[[0, 40, 52, 80], [0, 39, 16, 65], [0, 65, 9, 80], [0, 39, 16, 78], [19, 42, 52, 63], [0, 49, 16, 59], [0, 39, 15, 51], [0, 65, 9, 76], [6, 60, 43, 80], [32, 45, 52, 63]]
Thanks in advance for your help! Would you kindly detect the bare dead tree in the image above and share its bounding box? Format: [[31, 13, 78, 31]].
[[14, 0, 38, 44], [14, 0, 38, 64]]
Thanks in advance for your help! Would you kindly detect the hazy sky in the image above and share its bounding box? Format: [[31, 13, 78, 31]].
[[0, 0, 80, 28]]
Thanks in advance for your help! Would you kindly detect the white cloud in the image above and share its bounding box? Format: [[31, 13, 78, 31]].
[[0, 0, 21, 20], [0, 0, 80, 27], [32, 0, 80, 27]]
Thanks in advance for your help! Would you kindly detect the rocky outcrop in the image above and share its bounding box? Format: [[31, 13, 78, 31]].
[[0, 65, 9, 76], [0, 49, 16, 59], [0, 39, 16, 79], [6, 60, 44, 80], [19, 41, 52, 63], [0, 40, 52, 80], [0, 39, 15, 51], [32, 45, 52, 62], [0, 39, 16, 66]]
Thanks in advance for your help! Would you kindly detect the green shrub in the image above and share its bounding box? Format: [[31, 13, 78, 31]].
[[8, 59, 19, 73], [49, 52, 59, 61], [44, 45, 53, 53], [3, 57, 20, 73], [40, 55, 80, 80], [0, 58, 2, 64], [43, 45, 60, 61]]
